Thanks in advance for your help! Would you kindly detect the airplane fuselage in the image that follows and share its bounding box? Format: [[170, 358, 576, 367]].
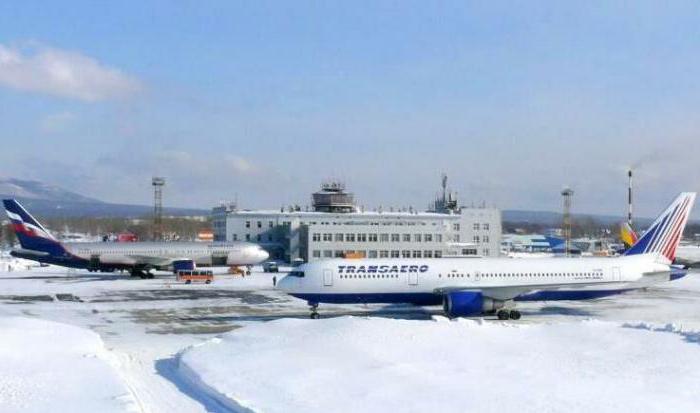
[[277, 255, 675, 306], [12, 241, 269, 272]]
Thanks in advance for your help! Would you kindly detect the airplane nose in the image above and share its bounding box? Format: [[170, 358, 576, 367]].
[[258, 249, 269, 261]]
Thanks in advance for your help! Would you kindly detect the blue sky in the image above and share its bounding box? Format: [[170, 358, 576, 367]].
[[1, 1, 699, 218]]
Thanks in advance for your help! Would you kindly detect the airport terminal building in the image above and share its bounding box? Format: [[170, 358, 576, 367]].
[[212, 182, 501, 263]]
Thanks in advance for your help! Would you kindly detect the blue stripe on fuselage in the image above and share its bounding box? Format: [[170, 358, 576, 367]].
[[290, 293, 443, 306], [290, 289, 634, 306], [514, 289, 633, 301]]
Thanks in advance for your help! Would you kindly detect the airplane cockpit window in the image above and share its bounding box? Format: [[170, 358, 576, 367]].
[[288, 271, 305, 278]]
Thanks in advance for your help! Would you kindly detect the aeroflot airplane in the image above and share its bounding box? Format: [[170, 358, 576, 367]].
[[3, 199, 269, 278], [278, 192, 696, 320]]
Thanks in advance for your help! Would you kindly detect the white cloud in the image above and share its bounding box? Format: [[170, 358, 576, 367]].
[[39, 111, 76, 133], [224, 154, 255, 174], [0, 43, 141, 102]]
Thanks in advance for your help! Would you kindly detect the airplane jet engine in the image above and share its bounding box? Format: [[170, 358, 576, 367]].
[[442, 291, 504, 318]]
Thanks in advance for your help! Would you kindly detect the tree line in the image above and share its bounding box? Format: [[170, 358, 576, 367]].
[[1, 215, 211, 247]]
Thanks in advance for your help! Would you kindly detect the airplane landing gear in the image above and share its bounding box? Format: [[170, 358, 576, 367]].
[[130, 269, 155, 279], [309, 303, 320, 319], [497, 309, 521, 320]]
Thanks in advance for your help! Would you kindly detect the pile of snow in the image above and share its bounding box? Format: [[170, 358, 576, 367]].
[[0, 317, 138, 413], [179, 317, 700, 413]]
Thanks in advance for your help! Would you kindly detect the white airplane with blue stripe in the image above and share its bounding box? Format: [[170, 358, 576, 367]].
[[278, 192, 696, 320], [3, 199, 269, 278]]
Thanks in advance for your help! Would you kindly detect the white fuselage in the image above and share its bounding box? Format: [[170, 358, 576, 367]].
[[277, 254, 671, 303], [66, 241, 269, 268]]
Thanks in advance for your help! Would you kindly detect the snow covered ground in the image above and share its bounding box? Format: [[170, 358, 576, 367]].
[[0, 261, 699, 412], [179, 317, 700, 413], [0, 317, 139, 413]]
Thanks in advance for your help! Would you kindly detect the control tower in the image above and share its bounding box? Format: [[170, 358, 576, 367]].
[[312, 181, 356, 213]]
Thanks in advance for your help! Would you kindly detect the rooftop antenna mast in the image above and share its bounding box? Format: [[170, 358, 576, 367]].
[[152, 177, 165, 241], [627, 169, 633, 227], [441, 173, 448, 203], [561, 187, 574, 257]]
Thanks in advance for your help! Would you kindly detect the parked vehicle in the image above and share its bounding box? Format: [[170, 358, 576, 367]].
[[263, 261, 279, 273], [176, 270, 214, 284]]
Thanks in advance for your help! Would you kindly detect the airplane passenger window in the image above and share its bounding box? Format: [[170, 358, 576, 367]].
[[288, 271, 305, 277]]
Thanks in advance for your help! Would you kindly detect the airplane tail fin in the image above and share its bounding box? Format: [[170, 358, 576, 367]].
[[624, 192, 697, 262], [619, 222, 639, 249], [2, 199, 65, 255]]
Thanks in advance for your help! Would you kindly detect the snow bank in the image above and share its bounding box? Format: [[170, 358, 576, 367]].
[[179, 317, 700, 413], [0, 317, 138, 413]]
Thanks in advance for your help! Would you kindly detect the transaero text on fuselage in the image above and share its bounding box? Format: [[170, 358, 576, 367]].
[[337, 264, 429, 274]]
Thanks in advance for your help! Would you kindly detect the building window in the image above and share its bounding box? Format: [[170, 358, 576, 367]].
[[473, 235, 480, 243], [453, 235, 460, 242], [335, 233, 344, 242], [232, 234, 238, 241], [473, 223, 480, 230], [324, 250, 333, 258], [335, 250, 344, 257], [323, 233, 332, 242], [435, 250, 442, 258], [380, 250, 389, 258], [403, 234, 411, 242], [391, 234, 400, 242], [414, 234, 422, 242], [358, 233, 367, 242], [245, 234, 250, 241], [257, 221, 262, 228], [380, 233, 389, 242], [245, 221, 250, 228], [269, 221, 274, 228], [412, 250, 422, 258], [402, 250, 411, 258], [369, 250, 378, 258], [483, 223, 490, 231], [312, 250, 321, 258], [391, 250, 400, 258], [424, 234, 433, 242], [312, 233, 321, 242], [453, 223, 460, 231], [436, 234, 443, 242], [424, 250, 433, 258], [369, 234, 378, 242], [463, 248, 477, 255], [257, 234, 261, 241], [346, 233, 355, 242], [483, 248, 490, 256], [483, 235, 489, 243]]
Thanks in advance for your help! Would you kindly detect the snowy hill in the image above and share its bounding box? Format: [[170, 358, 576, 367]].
[[0, 178, 207, 218], [0, 178, 101, 203]]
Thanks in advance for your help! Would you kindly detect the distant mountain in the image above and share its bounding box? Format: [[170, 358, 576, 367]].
[[0, 178, 102, 204], [0, 178, 208, 219]]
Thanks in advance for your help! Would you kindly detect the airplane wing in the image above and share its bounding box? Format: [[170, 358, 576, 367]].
[[126, 255, 174, 267], [434, 280, 624, 301]]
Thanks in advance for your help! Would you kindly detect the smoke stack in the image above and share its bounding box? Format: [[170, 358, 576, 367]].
[[628, 169, 633, 226]]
